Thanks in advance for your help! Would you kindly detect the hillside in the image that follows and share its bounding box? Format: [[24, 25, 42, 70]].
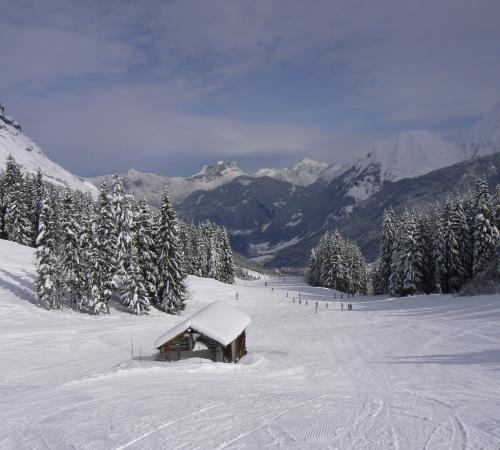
[[0, 104, 96, 194], [178, 152, 500, 267], [272, 152, 500, 266], [1, 239, 500, 448]]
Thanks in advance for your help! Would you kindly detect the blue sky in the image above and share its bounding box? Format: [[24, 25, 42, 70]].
[[1, 0, 499, 176]]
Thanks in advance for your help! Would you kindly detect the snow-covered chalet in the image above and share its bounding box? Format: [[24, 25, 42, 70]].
[[155, 301, 251, 363]]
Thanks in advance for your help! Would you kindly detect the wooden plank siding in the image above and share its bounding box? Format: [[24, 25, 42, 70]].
[[158, 329, 248, 363]]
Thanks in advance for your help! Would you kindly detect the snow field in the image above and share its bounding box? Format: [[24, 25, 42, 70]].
[[1, 240, 500, 448]]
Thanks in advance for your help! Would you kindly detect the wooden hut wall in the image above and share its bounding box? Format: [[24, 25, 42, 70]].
[[158, 333, 221, 362], [158, 329, 248, 363]]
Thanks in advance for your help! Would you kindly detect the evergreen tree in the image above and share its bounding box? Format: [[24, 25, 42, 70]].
[[418, 214, 434, 293], [494, 184, 500, 230], [36, 198, 64, 309], [306, 230, 367, 293], [472, 177, 498, 276], [389, 217, 404, 296], [89, 182, 115, 314], [120, 232, 149, 315], [460, 195, 475, 280], [61, 191, 82, 306], [135, 200, 159, 309], [179, 222, 196, 275], [400, 211, 423, 296], [379, 208, 397, 293], [75, 201, 94, 311], [157, 188, 187, 313], [30, 169, 45, 247], [306, 247, 320, 286], [2, 156, 31, 245], [116, 194, 135, 304], [447, 196, 468, 291], [218, 227, 235, 284], [208, 229, 222, 280]]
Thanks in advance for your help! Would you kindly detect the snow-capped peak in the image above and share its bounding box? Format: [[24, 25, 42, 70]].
[[254, 157, 329, 186], [461, 101, 500, 157], [316, 129, 469, 206], [190, 160, 245, 182], [0, 103, 97, 194], [354, 130, 466, 183]]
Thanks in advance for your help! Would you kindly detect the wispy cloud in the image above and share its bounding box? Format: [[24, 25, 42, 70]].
[[1, 0, 499, 175]]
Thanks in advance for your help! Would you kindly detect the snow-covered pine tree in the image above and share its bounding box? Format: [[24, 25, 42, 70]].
[[74, 196, 94, 311], [399, 211, 423, 296], [306, 247, 320, 286], [2, 156, 32, 245], [208, 227, 222, 280], [327, 232, 347, 291], [432, 204, 447, 294], [446, 196, 470, 292], [350, 243, 368, 294], [112, 176, 132, 279], [318, 232, 333, 287], [306, 230, 367, 292], [61, 191, 82, 307], [0, 155, 21, 239], [218, 227, 235, 284], [389, 217, 404, 296], [494, 184, 500, 230], [134, 200, 159, 310], [89, 181, 115, 314], [29, 169, 45, 247], [116, 194, 135, 304], [36, 197, 64, 309], [119, 201, 149, 314], [189, 223, 201, 275], [379, 208, 397, 293], [460, 195, 475, 281], [179, 222, 194, 275], [417, 214, 434, 293], [157, 188, 187, 313], [472, 177, 498, 276], [370, 258, 385, 295]]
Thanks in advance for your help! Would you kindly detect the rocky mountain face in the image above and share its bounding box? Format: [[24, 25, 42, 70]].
[[0, 104, 97, 194], [176, 153, 498, 266], [254, 158, 329, 186], [88, 161, 246, 207]]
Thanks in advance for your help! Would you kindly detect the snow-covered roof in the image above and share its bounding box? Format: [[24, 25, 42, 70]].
[[155, 301, 251, 349]]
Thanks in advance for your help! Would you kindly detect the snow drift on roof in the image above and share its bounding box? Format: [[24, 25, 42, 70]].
[[155, 301, 251, 348]]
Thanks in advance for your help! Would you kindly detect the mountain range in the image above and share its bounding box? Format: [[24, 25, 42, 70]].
[[1, 101, 499, 267]]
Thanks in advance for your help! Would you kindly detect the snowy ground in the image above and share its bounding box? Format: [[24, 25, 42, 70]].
[[1, 239, 500, 449]]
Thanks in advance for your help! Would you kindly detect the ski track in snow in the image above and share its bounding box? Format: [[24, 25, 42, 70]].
[[1, 239, 500, 449]]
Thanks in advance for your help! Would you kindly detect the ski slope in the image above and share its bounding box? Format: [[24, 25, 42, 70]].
[[1, 239, 500, 449]]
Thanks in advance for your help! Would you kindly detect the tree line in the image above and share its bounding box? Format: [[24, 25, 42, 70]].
[[306, 231, 369, 294], [306, 175, 499, 297], [372, 176, 499, 296], [0, 155, 235, 314]]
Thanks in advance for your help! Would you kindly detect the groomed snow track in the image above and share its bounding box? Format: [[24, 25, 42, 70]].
[[0, 239, 500, 449]]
